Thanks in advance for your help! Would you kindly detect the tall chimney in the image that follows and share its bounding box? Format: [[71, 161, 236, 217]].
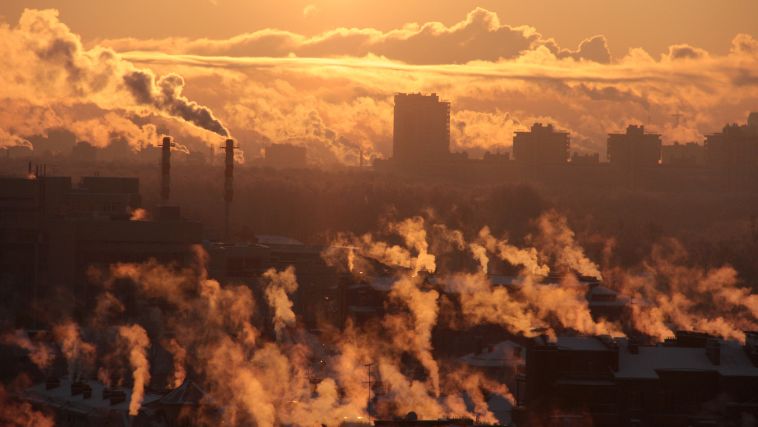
[[161, 136, 172, 202], [224, 138, 235, 240]]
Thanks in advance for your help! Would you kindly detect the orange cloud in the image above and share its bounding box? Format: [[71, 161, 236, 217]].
[[99, 8, 610, 65], [1, 8, 757, 164]]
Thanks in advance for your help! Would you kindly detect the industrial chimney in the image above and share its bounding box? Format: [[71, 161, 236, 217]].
[[161, 136, 173, 202], [224, 138, 236, 240]]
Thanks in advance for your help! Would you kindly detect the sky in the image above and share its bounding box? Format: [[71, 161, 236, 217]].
[[1, 0, 756, 55], [0, 1, 756, 163]]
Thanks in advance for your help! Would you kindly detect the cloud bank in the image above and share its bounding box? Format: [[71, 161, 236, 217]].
[[1, 8, 757, 163]]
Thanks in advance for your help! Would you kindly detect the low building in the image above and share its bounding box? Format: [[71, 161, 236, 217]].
[[21, 378, 163, 427], [661, 142, 706, 167], [571, 152, 600, 165], [204, 236, 341, 332], [517, 331, 758, 426]]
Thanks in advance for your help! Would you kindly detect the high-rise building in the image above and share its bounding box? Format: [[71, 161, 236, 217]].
[[607, 125, 661, 167], [513, 123, 570, 164], [392, 93, 450, 163]]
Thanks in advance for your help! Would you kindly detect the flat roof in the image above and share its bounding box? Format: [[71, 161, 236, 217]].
[[615, 341, 758, 380], [23, 378, 162, 415], [555, 336, 610, 352]]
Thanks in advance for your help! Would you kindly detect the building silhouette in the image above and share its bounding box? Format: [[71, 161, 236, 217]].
[[0, 173, 202, 326], [516, 332, 758, 426], [607, 125, 661, 168], [392, 93, 450, 164], [513, 123, 570, 164], [570, 152, 600, 165], [661, 142, 706, 167], [705, 112, 758, 171]]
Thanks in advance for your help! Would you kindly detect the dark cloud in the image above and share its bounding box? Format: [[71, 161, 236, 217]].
[[6, 9, 230, 138], [102, 8, 612, 65], [572, 36, 612, 63], [667, 44, 708, 60], [731, 69, 758, 87], [576, 84, 650, 109], [123, 69, 230, 137]]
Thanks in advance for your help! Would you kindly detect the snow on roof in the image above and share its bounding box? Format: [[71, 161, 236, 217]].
[[159, 379, 209, 406], [458, 341, 524, 367], [23, 378, 162, 416], [555, 336, 610, 351], [615, 341, 758, 380]]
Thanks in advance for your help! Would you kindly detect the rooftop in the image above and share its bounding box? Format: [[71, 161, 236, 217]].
[[615, 340, 758, 380]]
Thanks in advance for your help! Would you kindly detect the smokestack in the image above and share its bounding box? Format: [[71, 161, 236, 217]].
[[161, 136, 173, 203], [224, 138, 235, 240]]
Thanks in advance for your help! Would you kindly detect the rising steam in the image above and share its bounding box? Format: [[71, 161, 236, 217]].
[[3, 210, 757, 425]]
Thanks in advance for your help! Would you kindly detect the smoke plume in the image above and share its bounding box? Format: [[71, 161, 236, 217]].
[[118, 324, 151, 416]]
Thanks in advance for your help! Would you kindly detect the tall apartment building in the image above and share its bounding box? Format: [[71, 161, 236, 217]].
[[513, 123, 570, 164], [392, 93, 451, 163], [607, 125, 661, 168], [705, 112, 758, 170]]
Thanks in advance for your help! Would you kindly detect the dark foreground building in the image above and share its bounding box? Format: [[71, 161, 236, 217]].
[[515, 331, 758, 427], [0, 174, 202, 326]]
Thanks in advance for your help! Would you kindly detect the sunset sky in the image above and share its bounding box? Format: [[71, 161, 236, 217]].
[[0, 1, 756, 163]]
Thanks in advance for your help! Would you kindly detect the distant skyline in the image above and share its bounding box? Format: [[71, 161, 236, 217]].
[[0, 2, 756, 164]]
